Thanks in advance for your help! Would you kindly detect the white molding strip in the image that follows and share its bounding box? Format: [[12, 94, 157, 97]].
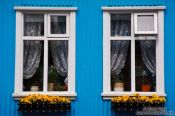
[[13, 92, 77, 100], [102, 6, 166, 11], [14, 7, 78, 11]]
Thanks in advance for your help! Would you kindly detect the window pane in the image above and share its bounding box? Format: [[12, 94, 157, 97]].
[[51, 16, 66, 34], [48, 40, 68, 91], [111, 14, 131, 36], [23, 40, 44, 91], [135, 40, 156, 92], [137, 15, 154, 31], [24, 14, 44, 36], [111, 40, 131, 91]]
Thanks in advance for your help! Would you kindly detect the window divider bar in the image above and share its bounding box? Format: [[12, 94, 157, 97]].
[[43, 40, 48, 92], [131, 39, 135, 92], [131, 13, 135, 92]]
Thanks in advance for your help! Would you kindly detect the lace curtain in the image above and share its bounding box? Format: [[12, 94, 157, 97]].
[[111, 40, 129, 75], [23, 40, 42, 79], [140, 41, 156, 76], [24, 14, 44, 36], [50, 41, 68, 77], [51, 16, 66, 34]]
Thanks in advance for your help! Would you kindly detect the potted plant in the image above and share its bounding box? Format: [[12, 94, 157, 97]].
[[113, 74, 124, 92], [48, 65, 58, 91], [141, 70, 151, 92]]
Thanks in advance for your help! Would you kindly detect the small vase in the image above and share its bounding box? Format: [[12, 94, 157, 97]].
[[114, 82, 124, 91], [30, 86, 39, 91]]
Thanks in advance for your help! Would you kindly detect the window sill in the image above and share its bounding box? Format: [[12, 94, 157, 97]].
[[13, 92, 77, 100], [102, 92, 166, 100]]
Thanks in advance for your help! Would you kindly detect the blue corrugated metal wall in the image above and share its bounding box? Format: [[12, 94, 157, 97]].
[[1, 0, 175, 116]]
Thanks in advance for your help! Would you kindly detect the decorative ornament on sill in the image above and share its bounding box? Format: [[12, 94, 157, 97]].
[[111, 93, 166, 111], [18, 94, 71, 112]]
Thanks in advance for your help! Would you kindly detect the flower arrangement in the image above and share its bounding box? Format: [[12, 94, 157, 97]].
[[19, 94, 70, 104], [18, 94, 71, 112], [111, 93, 166, 104], [111, 94, 166, 111]]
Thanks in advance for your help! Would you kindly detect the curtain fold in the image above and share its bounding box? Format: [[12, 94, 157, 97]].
[[140, 41, 156, 76], [24, 14, 43, 36], [23, 41, 42, 79], [111, 41, 129, 75], [111, 21, 130, 36], [50, 41, 68, 77], [51, 16, 66, 34]]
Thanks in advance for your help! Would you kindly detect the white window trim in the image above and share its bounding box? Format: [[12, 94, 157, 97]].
[[102, 7, 165, 99], [47, 13, 70, 37], [13, 7, 77, 99], [134, 13, 158, 34]]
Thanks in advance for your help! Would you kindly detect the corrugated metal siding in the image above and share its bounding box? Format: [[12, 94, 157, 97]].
[[1, 0, 175, 116]]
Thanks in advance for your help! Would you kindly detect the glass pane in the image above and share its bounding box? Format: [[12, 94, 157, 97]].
[[111, 14, 131, 36], [23, 40, 44, 91], [24, 14, 44, 36], [137, 15, 154, 31], [135, 40, 156, 92], [48, 40, 68, 91], [111, 40, 131, 91], [51, 16, 66, 34]]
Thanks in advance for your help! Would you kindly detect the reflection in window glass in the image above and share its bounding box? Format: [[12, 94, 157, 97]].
[[24, 14, 44, 36], [135, 40, 156, 92], [48, 40, 68, 91], [111, 14, 131, 36], [23, 40, 44, 91], [111, 40, 131, 91], [51, 16, 66, 34]]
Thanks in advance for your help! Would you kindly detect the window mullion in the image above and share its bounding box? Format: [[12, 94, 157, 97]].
[[131, 13, 135, 92], [131, 39, 135, 92], [43, 39, 48, 92]]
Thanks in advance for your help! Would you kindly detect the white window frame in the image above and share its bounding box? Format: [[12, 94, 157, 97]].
[[134, 13, 158, 34], [47, 13, 70, 37], [102, 6, 166, 99], [13, 7, 77, 99]]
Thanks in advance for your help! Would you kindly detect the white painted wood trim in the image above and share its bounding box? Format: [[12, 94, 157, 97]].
[[103, 11, 111, 93], [102, 10, 165, 98], [15, 11, 23, 93], [14, 7, 78, 11], [13, 92, 77, 100], [102, 6, 166, 11], [134, 13, 158, 34], [157, 11, 164, 93], [68, 11, 76, 93], [47, 13, 70, 37], [14, 10, 76, 97], [102, 92, 166, 99]]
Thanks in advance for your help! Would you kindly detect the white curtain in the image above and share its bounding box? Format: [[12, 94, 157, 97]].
[[140, 40, 156, 76], [24, 14, 43, 36], [51, 16, 66, 34], [111, 40, 129, 75], [23, 40, 42, 79], [50, 41, 68, 77]]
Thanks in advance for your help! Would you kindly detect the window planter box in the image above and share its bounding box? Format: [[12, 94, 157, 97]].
[[111, 94, 166, 111], [18, 102, 71, 112], [111, 102, 165, 111], [17, 94, 71, 112]]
